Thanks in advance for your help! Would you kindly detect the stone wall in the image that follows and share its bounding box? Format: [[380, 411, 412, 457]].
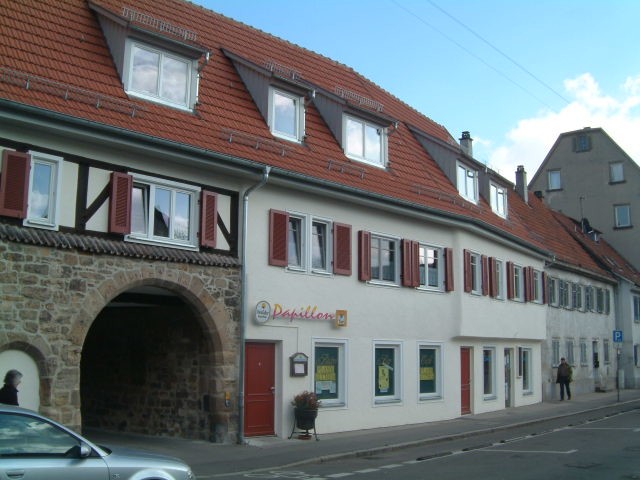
[[0, 238, 241, 442]]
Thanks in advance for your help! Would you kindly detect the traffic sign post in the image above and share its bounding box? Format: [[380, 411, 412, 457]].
[[613, 330, 623, 402]]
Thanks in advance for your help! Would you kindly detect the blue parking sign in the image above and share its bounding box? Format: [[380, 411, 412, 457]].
[[613, 330, 623, 343]]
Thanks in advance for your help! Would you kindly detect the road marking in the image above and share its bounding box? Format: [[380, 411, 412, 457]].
[[379, 464, 403, 469], [354, 469, 379, 474], [325, 473, 354, 478], [484, 448, 577, 455]]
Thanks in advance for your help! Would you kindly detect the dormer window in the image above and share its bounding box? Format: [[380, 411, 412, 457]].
[[126, 41, 194, 109], [457, 163, 478, 203], [269, 88, 305, 142], [490, 183, 507, 217], [344, 115, 386, 167]]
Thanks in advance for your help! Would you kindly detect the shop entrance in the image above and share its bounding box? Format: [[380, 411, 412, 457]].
[[244, 342, 275, 436]]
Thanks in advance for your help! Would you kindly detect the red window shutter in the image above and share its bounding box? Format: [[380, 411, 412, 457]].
[[401, 239, 419, 287], [488, 257, 498, 297], [200, 190, 218, 248], [358, 230, 371, 281], [463, 249, 472, 293], [506, 261, 515, 300], [268, 209, 289, 266], [444, 247, 454, 292], [542, 272, 548, 304], [108, 172, 132, 234], [0, 150, 30, 219], [481, 255, 489, 296], [333, 222, 352, 276]]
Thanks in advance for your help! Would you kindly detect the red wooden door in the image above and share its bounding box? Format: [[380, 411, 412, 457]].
[[244, 342, 275, 436], [460, 347, 472, 415]]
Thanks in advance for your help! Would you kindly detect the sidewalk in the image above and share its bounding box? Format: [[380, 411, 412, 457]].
[[86, 390, 640, 477]]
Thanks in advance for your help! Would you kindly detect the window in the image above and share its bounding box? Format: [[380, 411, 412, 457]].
[[492, 259, 505, 300], [419, 244, 444, 291], [371, 234, 399, 284], [457, 163, 478, 202], [635, 345, 640, 367], [0, 413, 81, 456], [548, 277, 558, 306], [314, 341, 346, 407], [513, 264, 524, 301], [23, 151, 63, 230], [521, 348, 532, 393], [634, 295, 640, 323], [614, 204, 631, 228], [565, 340, 575, 365], [418, 345, 442, 399], [603, 339, 610, 364], [548, 170, 561, 190], [552, 339, 560, 367], [483, 348, 496, 399], [374, 343, 401, 403], [605, 290, 611, 314], [572, 283, 583, 311], [596, 288, 605, 313], [269, 210, 352, 276], [580, 340, 588, 366], [610, 162, 624, 183], [127, 41, 193, 109], [344, 115, 386, 166], [128, 174, 200, 248], [574, 134, 591, 152], [270, 88, 305, 142], [490, 183, 507, 217], [464, 250, 482, 295], [585, 286, 594, 311], [532, 270, 544, 303], [559, 280, 570, 308]]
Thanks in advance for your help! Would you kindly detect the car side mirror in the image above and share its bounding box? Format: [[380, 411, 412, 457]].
[[79, 443, 92, 458], [65, 443, 92, 458]]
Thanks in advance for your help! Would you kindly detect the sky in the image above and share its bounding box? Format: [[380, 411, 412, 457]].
[[194, 0, 640, 184]]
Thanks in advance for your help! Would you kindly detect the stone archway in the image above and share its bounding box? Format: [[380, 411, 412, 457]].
[[69, 264, 239, 442]]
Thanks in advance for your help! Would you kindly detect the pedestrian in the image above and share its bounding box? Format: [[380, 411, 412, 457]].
[[0, 369, 22, 406], [556, 357, 572, 401]]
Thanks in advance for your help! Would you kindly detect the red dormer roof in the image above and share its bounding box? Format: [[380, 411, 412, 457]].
[[0, 0, 626, 281]]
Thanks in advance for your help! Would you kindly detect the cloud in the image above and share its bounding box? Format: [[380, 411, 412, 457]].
[[484, 73, 640, 183]]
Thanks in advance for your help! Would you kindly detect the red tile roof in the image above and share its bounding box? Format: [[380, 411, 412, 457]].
[[0, 0, 634, 281]]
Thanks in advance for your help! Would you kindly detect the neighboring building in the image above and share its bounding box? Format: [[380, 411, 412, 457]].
[[529, 127, 640, 270], [0, 0, 637, 444]]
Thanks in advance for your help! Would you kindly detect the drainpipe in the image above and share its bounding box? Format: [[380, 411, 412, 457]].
[[238, 166, 270, 444]]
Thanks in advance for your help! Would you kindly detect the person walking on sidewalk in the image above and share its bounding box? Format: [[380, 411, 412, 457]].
[[556, 358, 572, 401], [0, 369, 22, 406]]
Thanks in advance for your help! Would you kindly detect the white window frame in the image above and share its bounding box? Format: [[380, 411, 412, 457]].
[[417, 343, 442, 400], [533, 269, 544, 304], [521, 347, 533, 393], [548, 169, 561, 190], [23, 151, 63, 231], [313, 339, 347, 408], [513, 264, 524, 302], [614, 204, 631, 228], [565, 339, 575, 365], [470, 251, 482, 295], [580, 339, 588, 366], [603, 339, 610, 364], [610, 162, 624, 183], [495, 259, 505, 300], [343, 114, 387, 167], [482, 347, 496, 400], [559, 280, 570, 309], [418, 244, 444, 292], [124, 40, 194, 110], [370, 233, 400, 285], [490, 183, 507, 217], [633, 295, 640, 323], [126, 173, 200, 250], [572, 283, 583, 311], [286, 212, 333, 275], [548, 277, 558, 307], [585, 285, 595, 312], [457, 162, 478, 203], [269, 87, 305, 142], [373, 341, 402, 404]]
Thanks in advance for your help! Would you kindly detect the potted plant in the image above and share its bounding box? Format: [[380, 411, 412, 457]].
[[291, 390, 320, 439]]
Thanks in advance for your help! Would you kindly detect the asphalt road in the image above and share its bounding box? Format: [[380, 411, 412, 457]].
[[228, 409, 640, 480]]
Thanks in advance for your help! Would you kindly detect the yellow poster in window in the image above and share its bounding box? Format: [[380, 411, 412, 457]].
[[420, 367, 435, 381], [378, 365, 390, 393]]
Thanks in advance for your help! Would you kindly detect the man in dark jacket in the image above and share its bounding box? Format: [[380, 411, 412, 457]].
[[0, 369, 22, 406], [556, 358, 572, 401]]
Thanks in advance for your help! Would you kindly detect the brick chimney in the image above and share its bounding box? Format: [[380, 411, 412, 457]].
[[460, 131, 473, 157], [515, 165, 528, 203]]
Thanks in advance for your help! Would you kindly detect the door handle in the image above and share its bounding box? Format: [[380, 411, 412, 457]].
[[6, 470, 25, 479], [270, 386, 275, 393]]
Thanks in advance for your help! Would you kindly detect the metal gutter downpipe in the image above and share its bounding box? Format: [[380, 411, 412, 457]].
[[238, 166, 270, 444]]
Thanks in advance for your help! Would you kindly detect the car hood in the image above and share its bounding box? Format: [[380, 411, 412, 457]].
[[100, 444, 187, 466]]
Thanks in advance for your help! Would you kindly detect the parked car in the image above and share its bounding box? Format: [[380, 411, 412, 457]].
[[0, 404, 195, 480]]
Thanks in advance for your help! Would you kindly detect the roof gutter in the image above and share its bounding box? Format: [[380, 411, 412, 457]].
[[238, 166, 270, 444]]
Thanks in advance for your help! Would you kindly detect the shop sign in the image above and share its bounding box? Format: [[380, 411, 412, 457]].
[[273, 304, 335, 321], [254, 301, 271, 324]]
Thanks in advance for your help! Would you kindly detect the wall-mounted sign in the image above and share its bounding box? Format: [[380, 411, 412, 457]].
[[255, 301, 271, 324], [335, 310, 348, 327], [290, 352, 309, 377], [273, 304, 335, 321]]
